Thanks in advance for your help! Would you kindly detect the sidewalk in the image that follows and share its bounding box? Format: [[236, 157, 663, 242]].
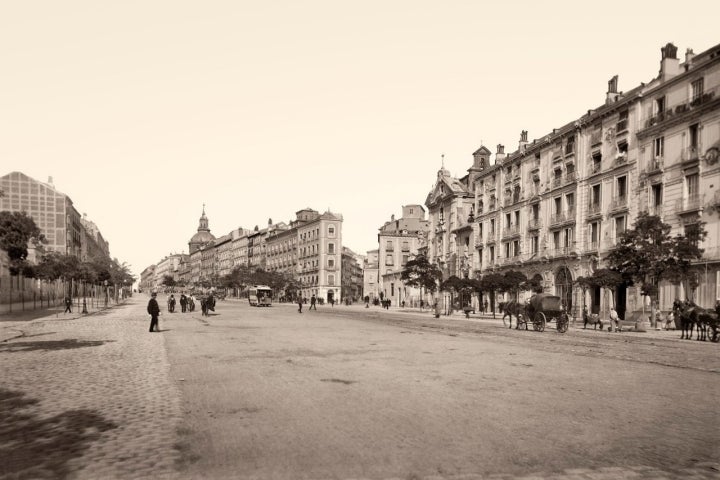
[[0, 296, 183, 479]]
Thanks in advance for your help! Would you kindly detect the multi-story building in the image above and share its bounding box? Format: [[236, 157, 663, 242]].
[[230, 228, 251, 270], [80, 213, 110, 261], [154, 253, 187, 287], [139, 264, 156, 292], [0, 172, 83, 257], [377, 205, 430, 307], [461, 41, 720, 321], [265, 225, 298, 277], [214, 234, 233, 278], [296, 209, 343, 303], [341, 247, 363, 302], [363, 249, 379, 302]]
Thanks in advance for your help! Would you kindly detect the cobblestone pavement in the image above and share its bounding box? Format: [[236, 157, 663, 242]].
[[0, 297, 183, 480], [1, 298, 719, 479]]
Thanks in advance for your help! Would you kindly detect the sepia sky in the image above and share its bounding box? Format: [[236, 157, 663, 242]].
[[1, 1, 718, 280]]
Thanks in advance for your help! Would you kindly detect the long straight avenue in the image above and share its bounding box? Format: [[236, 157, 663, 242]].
[[1, 296, 718, 480]]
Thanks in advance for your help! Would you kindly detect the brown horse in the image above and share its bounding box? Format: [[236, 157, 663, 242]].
[[673, 300, 717, 341], [499, 301, 525, 329]]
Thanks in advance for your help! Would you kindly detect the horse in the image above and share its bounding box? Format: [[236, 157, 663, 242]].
[[687, 304, 717, 341], [673, 299, 695, 340], [499, 300, 525, 329], [582, 307, 603, 330]]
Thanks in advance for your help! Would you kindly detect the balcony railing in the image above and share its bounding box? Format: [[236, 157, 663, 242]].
[[566, 171, 577, 183], [681, 146, 700, 162], [528, 218, 542, 230], [586, 241, 599, 251], [676, 193, 705, 213], [588, 162, 602, 175], [502, 225, 519, 237], [643, 85, 718, 130], [587, 202, 602, 216], [610, 195, 628, 211], [645, 157, 664, 175], [550, 209, 575, 225], [551, 176, 563, 188], [547, 246, 573, 258]]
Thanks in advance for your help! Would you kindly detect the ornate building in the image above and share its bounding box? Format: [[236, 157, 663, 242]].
[[188, 206, 215, 254]]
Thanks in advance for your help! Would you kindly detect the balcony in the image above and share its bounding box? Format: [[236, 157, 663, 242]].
[[551, 176, 563, 188], [681, 146, 700, 163], [639, 203, 664, 217], [585, 241, 599, 252], [676, 193, 705, 214], [609, 195, 628, 212], [502, 225, 520, 238], [548, 246, 573, 258], [550, 209, 575, 226], [566, 171, 577, 183], [613, 153, 628, 167], [528, 218, 542, 230], [641, 86, 719, 132], [644, 157, 664, 176], [616, 119, 628, 133], [587, 202, 602, 217], [588, 162, 602, 176]]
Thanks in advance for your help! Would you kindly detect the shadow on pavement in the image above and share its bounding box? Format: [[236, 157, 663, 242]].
[[0, 339, 113, 353], [0, 387, 118, 479]]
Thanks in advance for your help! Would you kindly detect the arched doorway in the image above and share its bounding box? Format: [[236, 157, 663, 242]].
[[555, 267, 573, 315]]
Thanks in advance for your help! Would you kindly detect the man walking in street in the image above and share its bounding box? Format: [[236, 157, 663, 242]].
[[297, 296, 303, 313], [64, 295, 72, 314], [148, 292, 160, 332], [310, 294, 317, 310]]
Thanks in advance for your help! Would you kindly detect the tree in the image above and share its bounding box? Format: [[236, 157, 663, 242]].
[[161, 274, 177, 288], [478, 272, 506, 317], [400, 253, 442, 298], [0, 211, 43, 275], [524, 273, 544, 294], [503, 270, 528, 301], [606, 213, 706, 327]]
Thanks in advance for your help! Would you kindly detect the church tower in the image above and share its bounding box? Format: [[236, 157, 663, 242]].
[[188, 205, 216, 254]]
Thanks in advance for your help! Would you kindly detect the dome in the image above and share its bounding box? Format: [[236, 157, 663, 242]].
[[189, 230, 215, 245]]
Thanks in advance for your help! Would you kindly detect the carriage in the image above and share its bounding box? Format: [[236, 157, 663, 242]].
[[518, 293, 570, 333]]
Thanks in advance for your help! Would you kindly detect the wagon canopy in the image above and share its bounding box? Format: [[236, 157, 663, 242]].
[[527, 293, 563, 316]]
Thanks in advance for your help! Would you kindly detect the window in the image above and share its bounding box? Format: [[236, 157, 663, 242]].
[[514, 210, 520, 226], [328, 243, 335, 254], [589, 222, 600, 248], [655, 96, 665, 114], [505, 242, 511, 257], [328, 225, 335, 236], [553, 231, 561, 249], [591, 184, 601, 206], [554, 197, 562, 214], [401, 241, 409, 252], [565, 135, 575, 154], [617, 140, 628, 155], [386, 240, 393, 251], [566, 193, 575, 212], [385, 254, 394, 266], [592, 152, 602, 173], [689, 123, 699, 149], [328, 258, 335, 268], [617, 110, 629, 132], [513, 240, 520, 256], [651, 184, 663, 207], [489, 246, 495, 261], [531, 235, 539, 254], [615, 216, 626, 240], [654, 137, 664, 158], [531, 204, 539, 221], [402, 255, 408, 266], [686, 173, 699, 198], [490, 219, 495, 235], [409, 207, 414, 214], [617, 176, 627, 198], [328, 274, 335, 286], [505, 213, 512, 228], [691, 78, 704, 102], [563, 227, 574, 248]]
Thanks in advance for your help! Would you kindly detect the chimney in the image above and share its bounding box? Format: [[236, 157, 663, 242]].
[[518, 130, 528, 151], [685, 48, 696, 68], [606, 75, 620, 104], [659, 42, 680, 81], [495, 144, 506, 162], [47, 176, 53, 185], [391, 214, 395, 221]]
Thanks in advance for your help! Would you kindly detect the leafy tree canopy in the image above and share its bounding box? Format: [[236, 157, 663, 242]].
[[400, 253, 442, 293], [0, 211, 43, 274]]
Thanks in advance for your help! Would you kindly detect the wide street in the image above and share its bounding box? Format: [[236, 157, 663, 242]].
[[1, 296, 719, 480]]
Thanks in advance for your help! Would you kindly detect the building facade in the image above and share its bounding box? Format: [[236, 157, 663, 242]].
[[377, 205, 430, 307], [363, 249, 379, 302]]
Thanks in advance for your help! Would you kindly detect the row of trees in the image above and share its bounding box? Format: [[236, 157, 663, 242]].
[[400, 213, 707, 325], [1, 210, 136, 294]]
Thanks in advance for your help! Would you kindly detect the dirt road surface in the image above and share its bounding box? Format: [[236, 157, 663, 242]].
[[165, 299, 720, 479]]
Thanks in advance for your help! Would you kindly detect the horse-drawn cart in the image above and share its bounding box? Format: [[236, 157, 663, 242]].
[[520, 293, 570, 333]]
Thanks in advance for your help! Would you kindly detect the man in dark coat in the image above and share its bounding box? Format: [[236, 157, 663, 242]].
[[180, 294, 187, 313], [310, 294, 317, 310], [148, 292, 160, 332]]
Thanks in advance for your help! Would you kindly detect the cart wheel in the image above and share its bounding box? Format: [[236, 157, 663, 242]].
[[710, 327, 719, 343], [557, 313, 569, 333], [533, 312, 546, 332]]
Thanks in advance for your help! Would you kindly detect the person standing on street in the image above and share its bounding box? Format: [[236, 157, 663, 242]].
[[64, 295, 72, 314], [297, 296, 303, 313], [148, 292, 160, 332], [310, 294, 317, 310], [180, 294, 187, 313]]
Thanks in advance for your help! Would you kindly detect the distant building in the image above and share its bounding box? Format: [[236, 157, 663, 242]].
[[0, 172, 84, 257], [363, 249, 379, 301], [341, 246, 363, 302], [377, 205, 430, 306], [188, 206, 215, 254]]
